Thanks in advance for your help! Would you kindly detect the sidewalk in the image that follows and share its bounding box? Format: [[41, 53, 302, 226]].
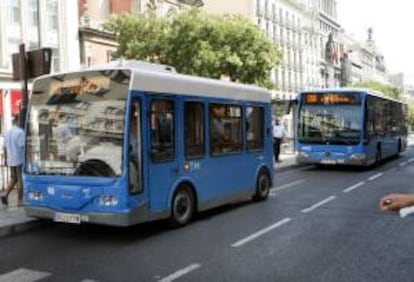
[[275, 152, 300, 172], [0, 190, 45, 238]]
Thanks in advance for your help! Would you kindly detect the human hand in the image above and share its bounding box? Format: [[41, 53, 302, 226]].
[[379, 194, 414, 211]]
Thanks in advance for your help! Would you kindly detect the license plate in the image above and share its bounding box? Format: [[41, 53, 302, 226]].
[[321, 159, 336, 165], [54, 212, 81, 224]]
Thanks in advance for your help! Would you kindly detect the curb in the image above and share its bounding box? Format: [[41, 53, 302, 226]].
[[275, 163, 309, 173]]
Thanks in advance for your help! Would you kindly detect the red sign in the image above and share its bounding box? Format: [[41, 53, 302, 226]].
[[11, 90, 22, 115]]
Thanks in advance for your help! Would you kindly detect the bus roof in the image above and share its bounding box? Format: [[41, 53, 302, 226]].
[[300, 87, 405, 104], [37, 60, 271, 103]]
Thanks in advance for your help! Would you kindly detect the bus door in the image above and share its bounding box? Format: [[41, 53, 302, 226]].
[[128, 96, 147, 203], [147, 97, 179, 213]]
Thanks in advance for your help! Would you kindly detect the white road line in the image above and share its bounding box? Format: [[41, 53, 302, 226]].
[[270, 179, 305, 192], [301, 196, 336, 213], [399, 162, 407, 167], [0, 268, 51, 282], [368, 172, 384, 181], [408, 158, 414, 163], [342, 181, 365, 193], [231, 218, 292, 248], [158, 264, 201, 282]]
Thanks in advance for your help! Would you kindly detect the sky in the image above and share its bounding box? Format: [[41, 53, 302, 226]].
[[336, 0, 414, 84]]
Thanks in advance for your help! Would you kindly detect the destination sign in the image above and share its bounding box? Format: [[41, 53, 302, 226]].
[[303, 93, 361, 105]]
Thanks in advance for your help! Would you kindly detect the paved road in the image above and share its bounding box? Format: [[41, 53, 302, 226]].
[[1, 149, 414, 282]]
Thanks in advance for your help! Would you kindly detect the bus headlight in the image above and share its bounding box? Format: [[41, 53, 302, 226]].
[[28, 191, 45, 200], [349, 153, 366, 160], [97, 195, 119, 206]]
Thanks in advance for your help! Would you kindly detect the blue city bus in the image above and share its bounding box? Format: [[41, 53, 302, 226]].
[[296, 88, 408, 166], [24, 61, 274, 227]]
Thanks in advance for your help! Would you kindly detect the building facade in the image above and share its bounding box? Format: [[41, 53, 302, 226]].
[[78, 0, 204, 67], [204, 0, 343, 100], [0, 0, 80, 133]]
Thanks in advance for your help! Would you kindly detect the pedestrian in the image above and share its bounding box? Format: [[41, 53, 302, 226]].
[[379, 193, 414, 211], [272, 118, 286, 163], [1, 116, 25, 206]]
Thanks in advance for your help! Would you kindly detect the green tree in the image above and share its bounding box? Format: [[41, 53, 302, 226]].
[[104, 9, 281, 88], [353, 80, 402, 100], [104, 12, 169, 62], [408, 102, 414, 131]]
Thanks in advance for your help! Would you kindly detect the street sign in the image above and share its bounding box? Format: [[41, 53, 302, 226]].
[[12, 48, 52, 80]]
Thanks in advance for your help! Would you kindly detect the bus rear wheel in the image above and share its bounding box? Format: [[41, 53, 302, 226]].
[[169, 185, 195, 227], [253, 171, 270, 201]]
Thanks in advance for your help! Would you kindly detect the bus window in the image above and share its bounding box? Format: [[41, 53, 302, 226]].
[[246, 106, 264, 151], [210, 104, 242, 155], [150, 100, 175, 162], [185, 102, 205, 159]]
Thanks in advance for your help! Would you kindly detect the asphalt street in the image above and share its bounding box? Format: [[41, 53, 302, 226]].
[[1, 148, 414, 282]]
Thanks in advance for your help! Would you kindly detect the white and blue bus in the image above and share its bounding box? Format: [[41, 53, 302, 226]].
[[296, 88, 408, 166], [24, 61, 274, 227]]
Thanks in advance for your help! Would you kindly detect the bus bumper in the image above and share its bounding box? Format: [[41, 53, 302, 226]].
[[24, 202, 163, 227], [297, 152, 369, 166]]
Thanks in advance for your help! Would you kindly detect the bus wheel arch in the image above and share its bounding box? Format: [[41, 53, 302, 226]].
[[169, 182, 197, 227], [253, 167, 271, 201]]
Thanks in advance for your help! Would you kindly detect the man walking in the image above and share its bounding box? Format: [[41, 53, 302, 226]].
[[1, 116, 25, 206], [272, 119, 286, 163]]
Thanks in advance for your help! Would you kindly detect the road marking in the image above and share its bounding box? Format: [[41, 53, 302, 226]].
[[270, 179, 305, 192], [342, 181, 365, 193], [368, 172, 384, 181], [0, 268, 51, 282], [301, 196, 336, 213], [399, 162, 407, 167], [408, 158, 414, 163], [158, 264, 201, 282], [231, 218, 292, 248]]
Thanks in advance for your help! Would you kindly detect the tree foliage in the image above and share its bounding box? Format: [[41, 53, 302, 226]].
[[353, 80, 402, 100], [104, 9, 281, 88], [408, 102, 414, 131]]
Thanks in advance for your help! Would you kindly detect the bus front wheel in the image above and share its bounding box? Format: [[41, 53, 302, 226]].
[[253, 170, 271, 201], [169, 185, 195, 227]]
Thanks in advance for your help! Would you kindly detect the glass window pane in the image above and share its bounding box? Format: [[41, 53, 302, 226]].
[[210, 104, 243, 155], [150, 100, 175, 162], [185, 102, 204, 159], [246, 106, 264, 151]]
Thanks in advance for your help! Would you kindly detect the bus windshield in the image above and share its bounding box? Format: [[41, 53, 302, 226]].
[[26, 70, 131, 177], [299, 92, 362, 145]]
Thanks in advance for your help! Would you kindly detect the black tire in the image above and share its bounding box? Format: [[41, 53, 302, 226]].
[[169, 185, 195, 227], [253, 171, 271, 201]]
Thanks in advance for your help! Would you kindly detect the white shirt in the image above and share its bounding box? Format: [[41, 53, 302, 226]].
[[4, 125, 25, 166], [272, 124, 286, 139]]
